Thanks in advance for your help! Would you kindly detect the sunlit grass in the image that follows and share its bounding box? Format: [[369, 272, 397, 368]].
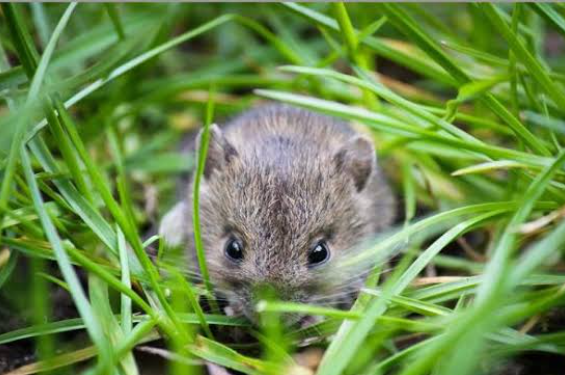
[[1, 3, 565, 375]]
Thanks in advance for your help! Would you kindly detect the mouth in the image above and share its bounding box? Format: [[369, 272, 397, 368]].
[[216, 291, 325, 328], [232, 304, 320, 328], [296, 315, 321, 328]]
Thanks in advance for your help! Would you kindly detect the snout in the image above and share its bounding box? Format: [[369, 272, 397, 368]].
[[222, 282, 311, 325]]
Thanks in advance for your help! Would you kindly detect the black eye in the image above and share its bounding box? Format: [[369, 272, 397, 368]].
[[308, 241, 330, 267], [225, 238, 244, 262]]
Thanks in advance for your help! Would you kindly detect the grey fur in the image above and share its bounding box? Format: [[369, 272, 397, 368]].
[[160, 104, 396, 320]]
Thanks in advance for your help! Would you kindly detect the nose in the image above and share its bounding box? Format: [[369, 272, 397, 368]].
[[247, 259, 302, 300], [251, 280, 306, 304], [251, 281, 285, 300]]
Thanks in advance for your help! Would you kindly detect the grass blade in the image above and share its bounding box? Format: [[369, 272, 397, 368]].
[[316, 210, 503, 375], [20, 145, 111, 369], [479, 4, 565, 111], [104, 4, 126, 40], [117, 227, 132, 334], [192, 88, 219, 313], [0, 2, 78, 214]]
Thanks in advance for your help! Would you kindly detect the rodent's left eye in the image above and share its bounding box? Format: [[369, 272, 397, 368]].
[[308, 241, 330, 267], [225, 238, 244, 262]]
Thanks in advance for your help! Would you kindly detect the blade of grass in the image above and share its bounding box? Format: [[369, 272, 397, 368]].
[[256, 300, 438, 332], [332, 3, 358, 56], [377, 3, 469, 84], [375, 3, 550, 156], [104, 4, 126, 40], [0, 2, 78, 216], [23, 14, 236, 143], [316, 210, 504, 375], [192, 88, 219, 313], [331, 3, 379, 109], [30, 255, 55, 368], [189, 336, 281, 375], [0, 313, 247, 346], [254, 89, 551, 168], [479, 4, 565, 112], [281, 2, 456, 86], [5, 346, 98, 375], [451, 160, 530, 176], [28, 138, 119, 256], [89, 275, 138, 375], [20, 145, 112, 371], [399, 151, 565, 375], [512, 217, 565, 282], [477, 150, 565, 303], [279, 65, 483, 145], [117, 227, 132, 334], [1, 3, 40, 76], [172, 267, 214, 339], [30, 3, 51, 48], [530, 3, 565, 38], [528, 3, 565, 36], [108, 126, 138, 230], [51, 103, 185, 341]]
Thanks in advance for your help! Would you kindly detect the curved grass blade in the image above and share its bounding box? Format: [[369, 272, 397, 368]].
[[89, 275, 139, 375], [316, 210, 504, 375], [377, 3, 469, 84], [512, 218, 565, 283], [452, 160, 530, 176], [530, 3, 565, 38], [0, 2, 78, 215], [20, 145, 111, 370], [479, 4, 565, 111], [374, 3, 550, 156], [51, 106, 182, 341], [279, 65, 482, 145], [281, 3, 456, 86], [477, 150, 565, 303], [104, 4, 126, 40], [118, 227, 132, 334], [0, 313, 247, 346], [192, 88, 219, 313], [254, 89, 550, 168], [190, 336, 281, 375], [398, 151, 565, 375], [24, 13, 303, 143]]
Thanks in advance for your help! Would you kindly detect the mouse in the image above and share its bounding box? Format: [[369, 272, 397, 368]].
[[159, 104, 396, 322]]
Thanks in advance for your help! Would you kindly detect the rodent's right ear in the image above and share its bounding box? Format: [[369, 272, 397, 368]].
[[334, 135, 376, 192], [196, 124, 239, 179]]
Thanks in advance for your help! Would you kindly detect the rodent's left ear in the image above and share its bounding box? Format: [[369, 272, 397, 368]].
[[197, 124, 239, 179], [334, 135, 376, 192]]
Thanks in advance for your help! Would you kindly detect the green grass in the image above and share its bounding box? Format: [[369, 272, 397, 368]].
[[1, 3, 565, 375]]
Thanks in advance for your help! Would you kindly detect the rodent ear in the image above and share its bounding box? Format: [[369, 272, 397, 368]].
[[197, 124, 239, 179], [334, 135, 376, 192]]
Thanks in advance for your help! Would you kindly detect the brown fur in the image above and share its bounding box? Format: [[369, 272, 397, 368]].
[[160, 105, 395, 319]]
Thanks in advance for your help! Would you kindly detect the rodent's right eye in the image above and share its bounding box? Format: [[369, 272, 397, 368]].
[[225, 238, 244, 262], [308, 240, 330, 267]]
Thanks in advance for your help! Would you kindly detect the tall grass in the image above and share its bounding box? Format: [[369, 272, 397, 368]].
[[1, 3, 565, 375]]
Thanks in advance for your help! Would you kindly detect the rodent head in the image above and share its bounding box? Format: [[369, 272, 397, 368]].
[[195, 122, 382, 321]]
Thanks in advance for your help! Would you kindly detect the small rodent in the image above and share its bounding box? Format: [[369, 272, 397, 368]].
[[160, 104, 395, 321]]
